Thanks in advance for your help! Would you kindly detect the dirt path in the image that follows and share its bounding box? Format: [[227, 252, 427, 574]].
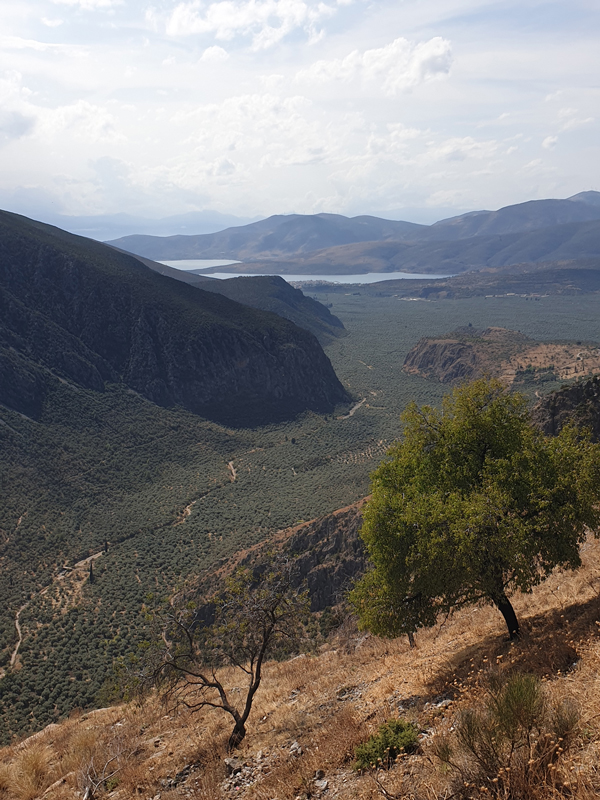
[[9, 600, 30, 669], [227, 461, 237, 482], [3, 550, 105, 674], [337, 398, 366, 420], [72, 551, 104, 570]]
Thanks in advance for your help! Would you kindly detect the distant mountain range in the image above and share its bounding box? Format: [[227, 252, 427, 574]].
[[107, 213, 426, 261], [106, 192, 600, 275], [225, 219, 600, 276], [0, 211, 348, 425]]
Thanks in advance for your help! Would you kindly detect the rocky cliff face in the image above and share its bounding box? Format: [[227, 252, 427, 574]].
[[280, 502, 366, 611], [193, 500, 367, 616], [0, 211, 348, 424], [532, 376, 600, 440], [402, 328, 531, 384], [403, 338, 480, 384]]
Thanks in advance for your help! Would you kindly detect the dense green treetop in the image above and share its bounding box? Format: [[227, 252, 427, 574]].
[[351, 378, 600, 639]]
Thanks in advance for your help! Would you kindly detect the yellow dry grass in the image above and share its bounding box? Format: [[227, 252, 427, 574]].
[[0, 538, 599, 800]]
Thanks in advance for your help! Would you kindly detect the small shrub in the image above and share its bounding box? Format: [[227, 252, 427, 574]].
[[354, 719, 419, 771], [434, 672, 581, 799]]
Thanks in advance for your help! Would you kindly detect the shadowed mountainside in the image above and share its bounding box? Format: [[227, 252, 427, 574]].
[[190, 275, 346, 345], [111, 249, 347, 345], [0, 210, 348, 425]]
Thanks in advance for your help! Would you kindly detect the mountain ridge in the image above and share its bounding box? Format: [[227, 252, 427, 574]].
[[105, 192, 600, 272]]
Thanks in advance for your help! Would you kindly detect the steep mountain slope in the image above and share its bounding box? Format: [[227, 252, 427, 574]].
[[193, 275, 345, 344], [3, 539, 598, 800], [117, 253, 346, 344], [0, 210, 348, 425]]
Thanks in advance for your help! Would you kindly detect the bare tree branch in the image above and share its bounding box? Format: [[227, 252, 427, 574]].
[[137, 556, 308, 750]]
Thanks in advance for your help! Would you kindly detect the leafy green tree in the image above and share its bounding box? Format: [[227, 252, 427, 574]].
[[351, 378, 600, 640], [141, 557, 308, 750]]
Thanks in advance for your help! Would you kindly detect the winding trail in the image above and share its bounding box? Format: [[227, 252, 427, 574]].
[[4, 550, 104, 674], [337, 398, 366, 420], [9, 601, 30, 669]]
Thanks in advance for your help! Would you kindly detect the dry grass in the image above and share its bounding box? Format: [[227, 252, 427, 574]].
[[0, 537, 599, 800]]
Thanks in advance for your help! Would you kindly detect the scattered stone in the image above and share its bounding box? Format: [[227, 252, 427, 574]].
[[290, 741, 303, 757], [436, 699, 452, 709], [314, 778, 329, 792], [225, 757, 244, 775], [160, 763, 196, 789]]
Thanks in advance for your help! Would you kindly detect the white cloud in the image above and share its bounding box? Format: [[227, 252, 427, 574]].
[[0, 110, 35, 143], [260, 73, 284, 90], [37, 100, 124, 143], [41, 18, 64, 27], [52, 0, 121, 9], [296, 36, 452, 94], [421, 136, 498, 164], [558, 108, 594, 132], [0, 35, 88, 56], [200, 45, 229, 62], [166, 0, 337, 49], [1, 0, 599, 219], [0, 71, 36, 145]]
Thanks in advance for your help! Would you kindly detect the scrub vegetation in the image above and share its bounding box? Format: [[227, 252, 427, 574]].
[[1, 535, 599, 799], [2, 291, 600, 741]]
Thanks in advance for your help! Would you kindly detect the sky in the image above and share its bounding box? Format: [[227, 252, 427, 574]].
[[1, 0, 599, 223]]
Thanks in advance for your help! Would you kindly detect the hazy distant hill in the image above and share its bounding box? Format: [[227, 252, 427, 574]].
[[106, 192, 600, 275], [106, 213, 427, 261], [23, 209, 259, 242], [427, 193, 600, 240], [216, 219, 600, 275], [0, 211, 348, 424]]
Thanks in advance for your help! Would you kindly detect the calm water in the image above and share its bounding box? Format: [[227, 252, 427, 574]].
[[159, 260, 451, 285]]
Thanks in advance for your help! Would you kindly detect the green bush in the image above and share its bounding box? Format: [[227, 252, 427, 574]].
[[354, 719, 419, 771]]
